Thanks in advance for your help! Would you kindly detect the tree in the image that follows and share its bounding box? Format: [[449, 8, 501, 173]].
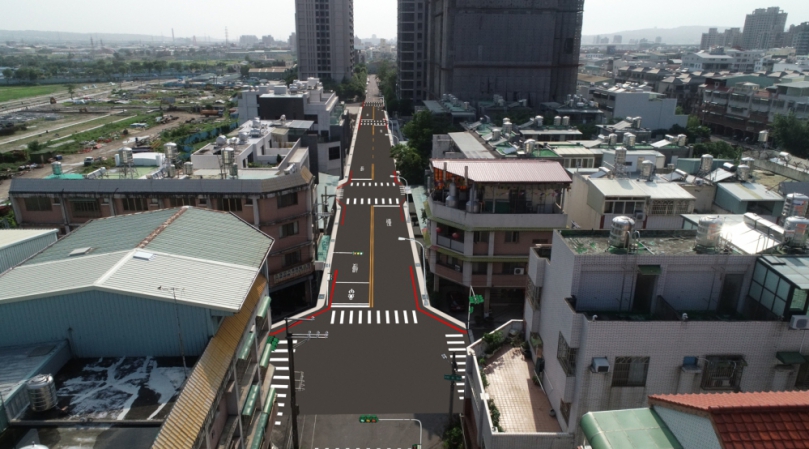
[[402, 111, 451, 161], [2, 68, 11, 84], [65, 84, 75, 100], [390, 144, 424, 183], [771, 113, 809, 156], [27, 140, 43, 153], [693, 141, 739, 159], [240, 64, 251, 78]]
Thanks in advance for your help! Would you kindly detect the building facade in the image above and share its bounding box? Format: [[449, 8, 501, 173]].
[[397, 0, 429, 102], [295, 0, 355, 81], [426, 0, 583, 107], [742, 7, 788, 50]]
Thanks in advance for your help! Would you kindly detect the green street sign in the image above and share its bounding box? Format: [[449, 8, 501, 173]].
[[444, 374, 463, 382], [469, 295, 484, 305], [267, 336, 279, 352]]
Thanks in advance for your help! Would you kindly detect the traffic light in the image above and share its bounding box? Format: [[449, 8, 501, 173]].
[[353, 251, 363, 255], [412, 445, 421, 449], [359, 414, 378, 423]]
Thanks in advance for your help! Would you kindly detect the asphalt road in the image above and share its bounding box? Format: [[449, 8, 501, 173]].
[[268, 77, 468, 439]]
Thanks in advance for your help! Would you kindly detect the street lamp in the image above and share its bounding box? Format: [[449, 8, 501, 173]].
[[398, 237, 426, 283], [441, 353, 459, 427], [390, 172, 409, 188]]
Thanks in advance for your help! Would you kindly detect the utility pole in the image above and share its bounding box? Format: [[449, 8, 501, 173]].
[[449, 353, 457, 426]]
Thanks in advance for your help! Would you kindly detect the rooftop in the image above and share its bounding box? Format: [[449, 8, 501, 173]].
[[0, 207, 274, 312], [559, 229, 744, 256], [0, 229, 57, 251], [716, 182, 784, 202], [581, 408, 682, 449], [589, 178, 695, 201], [447, 132, 495, 159], [431, 159, 572, 184]]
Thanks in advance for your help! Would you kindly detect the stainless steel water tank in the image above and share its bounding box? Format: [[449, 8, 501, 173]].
[[222, 148, 235, 165], [783, 193, 809, 218], [609, 216, 635, 248], [784, 216, 809, 248], [696, 216, 723, 249], [26, 374, 57, 412], [700, 154, 714, 173]]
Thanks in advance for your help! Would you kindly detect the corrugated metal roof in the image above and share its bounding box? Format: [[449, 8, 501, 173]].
[[0, 229, 58, 251], [718, 182, 784, 202], [152, 275, 266, 449], [9, 168, 313, 196], [26, 209, 178, 265], [0, 208, 273, 312], [447, 132, 495, 159], [431, 159, 571, 184], [589, 178, 695, 200]]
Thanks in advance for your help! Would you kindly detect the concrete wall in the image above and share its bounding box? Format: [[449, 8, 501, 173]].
[[0, 230, 58, 274], [611, 93, 688, 130], [753, 159, 809, 183]]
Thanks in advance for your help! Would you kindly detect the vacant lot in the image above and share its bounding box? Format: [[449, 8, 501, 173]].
[[0, 85, 67, 103]]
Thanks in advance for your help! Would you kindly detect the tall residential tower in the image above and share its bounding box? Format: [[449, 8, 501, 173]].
[[295, 0, 355, 81], [742, 7, 788, 50], [397, 0, 430, 102]]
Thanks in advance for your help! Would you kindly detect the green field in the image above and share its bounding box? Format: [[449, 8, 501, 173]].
[[0, 85, 68, 103]]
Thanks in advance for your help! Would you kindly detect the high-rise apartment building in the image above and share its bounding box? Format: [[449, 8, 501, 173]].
[[613, 35, 622, 44], [741, 7, 787, 50], [295, 0, 355, 81], [397, 0, 429, 101], [792, 22, 809, 55], [426, 0, 583, 107]]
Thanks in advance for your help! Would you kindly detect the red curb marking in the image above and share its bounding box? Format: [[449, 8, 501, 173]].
[[399, 203, 405, 222], [339, 199, 347, 226], [270, 270, 338, 335], [409, 266, 467, 334]]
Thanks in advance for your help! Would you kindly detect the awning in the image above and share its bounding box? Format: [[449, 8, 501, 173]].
[[776, 351, 807, 365], [242, 384, 260, 417], [638, 265, 662, 276], [238, 332, 256, 360], [263, 388, 277, 414], [256, 296, 271, 319], [249, 412, 270, 449], [259, 340, 274, 368]]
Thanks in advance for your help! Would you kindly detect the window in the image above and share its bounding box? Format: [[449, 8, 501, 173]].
[[24, 196, 52, 212], [797, 362, 809, 389], [170, 197, 196, 207], [612, 357, 650, 387], [559, 400, 571, 425], [122, 198, 148, 212], [502, 262, 524, 274], [198, 198, 208, 206], [245, 198, 254, 206], [604, 200, 645, 215], [701, 356, 745, 390], [473, 231, 486, 243], [278, 192, 298, 208], [505, 231, 519, 243], [650, 200, 692, 215], [329, 146, 341, 160], [557, 332, 578, 376], [472, 262, 487, 274], [71, 199, 101, 218], [280, 221, 299, 238], [748, 261, 803, 318], [218, 198, 242, 212], [284, 251, 301, 267]]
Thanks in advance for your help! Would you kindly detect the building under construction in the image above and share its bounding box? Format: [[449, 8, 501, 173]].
[[426, 0, 584, 108]]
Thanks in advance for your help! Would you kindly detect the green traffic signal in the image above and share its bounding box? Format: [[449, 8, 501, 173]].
[[359, 414, 378, 423], [353, 251, 363, 255]]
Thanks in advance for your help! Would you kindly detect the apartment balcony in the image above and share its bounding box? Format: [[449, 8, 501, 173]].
[[270, 262, 314, 286], [427, 199, 567, 231], [436, 235, 465, 253], [490, 274, 527, 288], [434, 263, 464, 284]]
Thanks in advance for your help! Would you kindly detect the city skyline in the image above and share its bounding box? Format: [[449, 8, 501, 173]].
[[1, 0, 809, 44]]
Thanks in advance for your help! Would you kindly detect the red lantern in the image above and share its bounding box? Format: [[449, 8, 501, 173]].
[[452, 232, 460, 240], [436, 227, 443, 233]]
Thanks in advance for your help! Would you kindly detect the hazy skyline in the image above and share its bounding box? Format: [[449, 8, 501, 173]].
[[0, 0, 808, 42]]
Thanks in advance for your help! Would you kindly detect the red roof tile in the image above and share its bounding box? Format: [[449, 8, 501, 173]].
[[650, 392, 809, 449]]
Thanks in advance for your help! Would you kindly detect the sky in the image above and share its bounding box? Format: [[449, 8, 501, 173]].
[[0, 0, 808, 41]]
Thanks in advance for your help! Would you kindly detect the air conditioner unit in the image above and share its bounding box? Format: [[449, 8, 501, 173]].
[[634, 210, 645, 221], [454, 265, 462, 272], [591, 357, 610, 373], [790, 314, 809, 330], [514, 268, 525, 275]]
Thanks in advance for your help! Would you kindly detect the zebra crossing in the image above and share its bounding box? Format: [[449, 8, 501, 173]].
[[329, 309, 419, 325], [446, 333, 468, 400], [351, 181, 396, 187], [268, 339, 293, 426], [365, 100, 384, 107], [343, 197, 400, 205], [360, 119, 387, 126]]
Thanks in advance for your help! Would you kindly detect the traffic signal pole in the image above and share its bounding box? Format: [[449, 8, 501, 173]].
[[287, 331, 299, 449], [448, 353, 458, 426]]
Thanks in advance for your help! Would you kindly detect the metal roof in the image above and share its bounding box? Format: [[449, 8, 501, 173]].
[[580, 408, 682, 449], [431, 159, 571, 184], [0, 208, 273, 312], [717, 182, 784, 202], [447, 132, 495, 159], [152, 275, 266, 449], [589, 178, 695, 200], [0, 229, 58, 251], [9, 167, 313, 196], [762, 256, 809, 289]]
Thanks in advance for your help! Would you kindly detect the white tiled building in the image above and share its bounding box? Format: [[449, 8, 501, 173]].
[[525, 227, 809, 438]]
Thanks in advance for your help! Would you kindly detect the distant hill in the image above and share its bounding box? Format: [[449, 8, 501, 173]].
[[582, 26, 735, 45], [0, 29, 216, 44]]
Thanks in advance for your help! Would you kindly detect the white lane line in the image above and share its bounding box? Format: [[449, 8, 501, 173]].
[[278, 340, 288, 344], [449, 348, 465, 351], [375, 198, 378, 204], [404, 311, 409, 324], [361, 198, 364, 205], [367, 198, 371, 204], [278, 412, 284, 416], [389, 198, 392, 204], [377, 310, 381, 323], [459, 397, 464, 401], [276, 367, 290, 371], [269, 358, 288, 362], [353, 198, 357, 205], [396, 198, 400, 204], [412, 310, 418, 323], [349, 310, 354, 324], [395, 310, 399, 324], [456, 361, 467, 365], [278, 393, 287, 398], [274, 375, 291, 380], [386, 310, 390, 324], [271, 384, 288, 389], [447, 341, 465, 345], [457, 389, 465, 393], [375, 182, 378, 186], [368, 310, 372, 323], [278, 403, 285, 407], [340, 310, 345, 324], [446, 334, 463, 337], [331, 311, 336, 324], [276, 421, 282, 425], [359, 310, 363, 324]]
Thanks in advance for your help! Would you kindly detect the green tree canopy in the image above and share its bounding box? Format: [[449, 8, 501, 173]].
[[390, 143, 424, 184], [771, 113, 809, 157], [402, 111, 451, 161], [692, 141, 739, 160]]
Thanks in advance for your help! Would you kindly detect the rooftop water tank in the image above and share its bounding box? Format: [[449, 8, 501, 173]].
[[614, 148, 627, 169], [641, 160, 654, 180], [677, 134, 687, 147], [632, 117, 642, 129], [26, 374, 57, 412], [51, 161, 62, 176], [609, 216, 635, 248], [783, 193, 809, 218], [238, 131, 249, 143], [700, 154, 714, 173], [164, 142, 177, 161], [784, 216, 809, 248], [562, 116, 570, 126], [119, 147, 134, 165], [608, 133, 618, 146], [183, 161, 194, 176], [252, 118, 261, 129], [696, 216, 723, 250], [535, 116, 544, 126], [553, 116, 562, 126], [623, 133, 636, 147], [737, 164, 750, 181], [222, 148, 235, 165], [759, 130, 769, 142], [216, 135, 228, 146], [492, 128, 502, 140], [524, 139, 536, 152]]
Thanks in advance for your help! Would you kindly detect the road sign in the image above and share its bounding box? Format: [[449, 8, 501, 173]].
[[444, 374, 463, 382], [267, 336, 279, 352], [469, 295, 484, 305]]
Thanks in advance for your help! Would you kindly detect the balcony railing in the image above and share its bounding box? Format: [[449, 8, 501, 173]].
[[428, 199, 567, 230], [434, 263, 464, 284], [436, 235, 465, 252], [490, 274, 526, 288]]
